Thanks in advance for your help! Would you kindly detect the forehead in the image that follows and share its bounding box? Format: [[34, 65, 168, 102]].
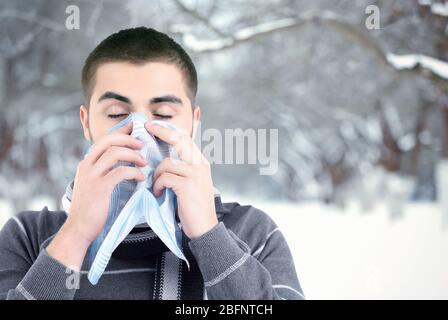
[[92, 61, 188, 101]]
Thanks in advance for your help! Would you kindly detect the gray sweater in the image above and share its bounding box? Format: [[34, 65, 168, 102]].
[[0, 196, 304, 300]]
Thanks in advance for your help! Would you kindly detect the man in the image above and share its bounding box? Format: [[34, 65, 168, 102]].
[[0, 27, 303, 300]]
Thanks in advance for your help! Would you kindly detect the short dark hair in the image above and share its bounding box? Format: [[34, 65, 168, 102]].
[[81, 27, 197, 106]]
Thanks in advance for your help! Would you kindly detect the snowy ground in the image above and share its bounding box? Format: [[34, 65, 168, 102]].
[[225, 195, 448, 300], [1, 196, 447, 299]]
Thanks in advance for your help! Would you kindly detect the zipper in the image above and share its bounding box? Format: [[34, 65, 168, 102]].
[[122, 230, 158, 243]]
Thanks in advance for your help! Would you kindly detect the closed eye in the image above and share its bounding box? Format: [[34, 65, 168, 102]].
[[107, 113, 172, 119], [108, 114, 129, 119], [153, 114, 172, 119]]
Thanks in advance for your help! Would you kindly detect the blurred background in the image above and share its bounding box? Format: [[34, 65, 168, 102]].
[[0, 0, 447, 299]]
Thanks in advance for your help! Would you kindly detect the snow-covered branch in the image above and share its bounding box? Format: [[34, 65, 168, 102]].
[[419, 0, 448, 17], [172, 0, 229, 38], [431, 2, 448, 17], [387, 53, 448, 79], [172, 12, 328, 53], [173, 10, 448, 83]]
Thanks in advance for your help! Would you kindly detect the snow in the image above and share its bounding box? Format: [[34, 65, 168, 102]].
[[398, 133, 416, 152], [29, 196, 58, 212], [175, 18, 300, 52], [418, 0, 448, 16], [430, 2, 448, 17], [386, 53, 448, 79], [0, 200, 13, 229], [418, 0, 432, 5], [175, 12, 339, 53], [234, 18, 297, 40], [365, 116, 382, 143], [223, 193, 448, 299], [1, 195, 447, 299], [182, 34, 234, 52], [435, 160, 448, 228]]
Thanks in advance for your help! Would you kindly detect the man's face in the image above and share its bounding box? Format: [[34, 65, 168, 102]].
[[80, 61, 200, 143]]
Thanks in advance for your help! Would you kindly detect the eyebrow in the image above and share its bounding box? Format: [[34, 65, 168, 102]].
[[98, 92, 183, 107], [150, 95, 183, 107], [98, 91, 131, 104]]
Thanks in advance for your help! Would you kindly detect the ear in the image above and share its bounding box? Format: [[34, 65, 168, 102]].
[[192, 105, 201, 140], [79, 105, 91, 142]]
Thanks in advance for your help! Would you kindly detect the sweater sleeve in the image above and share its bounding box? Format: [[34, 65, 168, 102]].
[[188, 221, 304, 300], [0, 214, 78, 300]]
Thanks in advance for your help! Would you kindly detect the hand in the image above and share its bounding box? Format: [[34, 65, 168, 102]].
[[47, 122, 147, 269], [145, 122, 218, 240]]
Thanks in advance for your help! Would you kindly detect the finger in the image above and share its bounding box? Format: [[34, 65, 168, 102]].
[[146, 123, 201, 164], [93, 146, 148, 177], [152, 157, 191, 183], [152, 172, 183, 197], [85, 132, 143, 166], [103, 166, 145, 188], [145, 122, 184, 146]]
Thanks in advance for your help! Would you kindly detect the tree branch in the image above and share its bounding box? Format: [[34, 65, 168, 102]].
[[2, 26, 44, 59], [86, 0, 104, 37], [173, 10, 448, 87], [172, 0, 230, 38], [0, 9, 66, 32]]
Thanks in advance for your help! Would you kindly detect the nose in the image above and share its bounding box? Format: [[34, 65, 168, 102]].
[[131, 108, 155, 124]]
